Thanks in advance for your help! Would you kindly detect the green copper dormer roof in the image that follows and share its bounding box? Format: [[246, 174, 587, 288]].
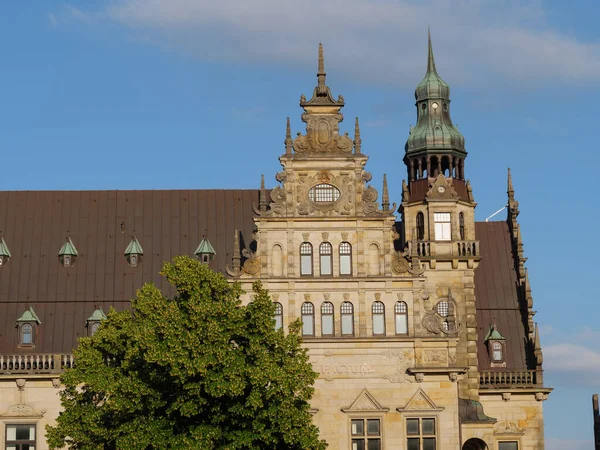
[[17, 307, 41, 324], [406, 30, 466, 157], [484, 324, 506, 342], [415, 29, 450, 102], [58, 237, 78, 256], [124, 236, 144, 255], [195, 236, 216, 256], [87, 308, 107, 322], [0, 237, 11, 257]]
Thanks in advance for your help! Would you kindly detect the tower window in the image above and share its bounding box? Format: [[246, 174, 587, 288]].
[[459, 213, 465, 240], [301, 302, 314, 336], [274, 302, 283, 331], [372, 301, 385, 335], [433, 212, 451, 241], [321, 301, 334, 336], [341, 301, 354, 336], [416, 212, 425, 240], [319, 242, 333, 276], [300, 242, 313, 276], [395, 301, 408, 335], [339, 242, 352, 275], [308, 184, 340, 202]]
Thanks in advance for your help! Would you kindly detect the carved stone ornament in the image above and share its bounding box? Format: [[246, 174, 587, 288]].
[[52, 378, 62, 389], [502, 392, 511, 401], [380, 348, 414, 383], [426, 174, 458, 201], [397, 388, 445, 412], [449, 372, 458, 382], [414, 372, 425, 383], [342, 389, 389, 413], [296, 172, 355, 217], [293, 115, 353, 155], [535, 392, 548, 402], [392, 253, 410, 274], [0, 403, 46, 418], [253, 184, 287, 217], [495, 420, 525, 436], [241, 249, 260, 276]]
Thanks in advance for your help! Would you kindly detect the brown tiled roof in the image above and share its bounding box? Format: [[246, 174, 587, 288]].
[[0, 190, 258, 354], [474, 221, 529, 371]]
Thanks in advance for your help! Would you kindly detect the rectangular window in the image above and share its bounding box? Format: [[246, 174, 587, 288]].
[[320, 254, 332, 275], [434, 213, 451, 241], [351, 419, 381, 450], [406, 418, 436, 450], [498, 442, 519, 450], [6, 424, 36, 450], [302, 315, 314, 336], [322, 314, 334, 336], [301, 254, 312, 275]]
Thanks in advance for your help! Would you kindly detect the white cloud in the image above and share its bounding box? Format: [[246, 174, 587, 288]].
[[545, 343, 600, 372], [47, 13, 58, 28], [65, 0, 600, 88], [546, 437, 593, 450]]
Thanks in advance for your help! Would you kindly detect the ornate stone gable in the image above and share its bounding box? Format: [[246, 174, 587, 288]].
[[397, 388, 444, 412], [342, 389, 389, 413], [425, 173, 458, 201]]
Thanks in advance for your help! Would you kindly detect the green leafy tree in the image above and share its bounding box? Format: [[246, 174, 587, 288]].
[[46, 256, 326, 450]]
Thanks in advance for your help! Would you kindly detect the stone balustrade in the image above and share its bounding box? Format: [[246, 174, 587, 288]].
[[479, 370, 540, 387], [407, 240, 479, 258], [0, 354, 74, 374]]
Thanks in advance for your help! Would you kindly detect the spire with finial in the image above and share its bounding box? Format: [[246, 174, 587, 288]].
[[300, 43, 344, 108], [382, 174, 390, 210], [284, 117, 292, 155], [426, 27, 438, 76], [354, 117, 361, 154], [259, 174, 268, 213], [316, 42, 326, 93], [534, 322, 543, 367]]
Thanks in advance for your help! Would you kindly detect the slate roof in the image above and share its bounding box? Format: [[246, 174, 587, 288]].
[[0, 190, 531, 372]]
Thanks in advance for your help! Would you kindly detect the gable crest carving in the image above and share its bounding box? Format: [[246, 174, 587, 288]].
[[342, 389, 389, 413], [293, 115, 353, 155], [426, 174, 458, 201], [397, 388, 444, 412]]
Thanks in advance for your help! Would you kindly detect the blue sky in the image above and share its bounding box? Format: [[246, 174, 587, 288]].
[[1, 1, 598, 448]]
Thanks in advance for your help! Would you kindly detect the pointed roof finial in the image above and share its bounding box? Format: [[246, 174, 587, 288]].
[[507, 167, 514, 200], [284, 117, 292, 155], [427, 27, 438, 75], [354, 117, 362, 154], [318, 43, 325, 77], [382, 174, 390, 210], [316, 42, 328, 94], [259, 174, 268, 212]]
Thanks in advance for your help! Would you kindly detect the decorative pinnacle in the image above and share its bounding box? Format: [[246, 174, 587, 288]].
[[382, 174, 389, 210], [354, 117, 361, 154], [507, 167, 514, 200], [232, 229, 241, 271], [427, 27, 438, 75], [316, 42, 328, 94], [259, 174, 268, 212], [534, 322, 542, 351], [284, 117, 292, 155]]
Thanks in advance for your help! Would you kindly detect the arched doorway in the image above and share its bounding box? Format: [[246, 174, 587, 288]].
[[462, 438, 489, 450]]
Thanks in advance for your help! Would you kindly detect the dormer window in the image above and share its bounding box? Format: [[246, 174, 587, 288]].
[[124, 236, 144, 267], [0, 237, 11, 267], [484, 323, 506, 366], [308, 184, 340, 202], [58, 237, 78, 268], [195, 236, 216, 264], [87, 308, 107, 336], [16, 307, 41, 347]]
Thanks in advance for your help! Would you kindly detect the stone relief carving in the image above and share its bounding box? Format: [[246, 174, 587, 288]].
[[293, 114, 353, 155], [52, 378, 62, 389], [342, 389, 389, 413], [421, 292, 460, 337], [296, 172, 355, 217], [0, 378, 47, 418], [397, 388, 444, 412], [381, 349, 414, 383], [495, 420, 525, 435], [422, 349, 449, 366], [426, 173, 459, 200]]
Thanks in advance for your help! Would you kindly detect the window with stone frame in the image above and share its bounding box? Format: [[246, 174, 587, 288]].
[[498, 442, 519, 450], [435, 299, 456, 332], [433, 212, 451, 241], [321, 302, 334, 336], [5, 423, 36, 450], [319, 242, 333, 276], [20, 323, 34, 346], [416, 212, 425, 240], [273, 302, 283, 331], [406, 417, 436, 450], [492, 341, 503, 362], [339, 242, 352, 275], [300, 242, 313, 276], [372, 301, 385, 335], [351, 418, 382, 450], [308, 183, 341, 202], [341, 301, 354, 336], [301, 302, 315, 336], [395, 301, 408, 335], [459, 212, 465, 240]]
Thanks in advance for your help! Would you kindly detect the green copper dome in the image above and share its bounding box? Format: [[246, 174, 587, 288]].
[[415, 31, 450, 102]]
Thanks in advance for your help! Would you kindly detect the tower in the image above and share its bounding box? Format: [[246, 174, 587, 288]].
[[400, 31, 481, 400]]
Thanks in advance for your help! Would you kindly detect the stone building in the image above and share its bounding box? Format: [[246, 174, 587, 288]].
[[0, 37, 551, 450]]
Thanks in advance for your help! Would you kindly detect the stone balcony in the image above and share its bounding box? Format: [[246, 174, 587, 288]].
[[0, 354, 74, 375], [408, 240, 480, 259], [479, 370, 542, 388]]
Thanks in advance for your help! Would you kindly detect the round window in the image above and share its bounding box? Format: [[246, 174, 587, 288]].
[[308, 184, 341, 202]]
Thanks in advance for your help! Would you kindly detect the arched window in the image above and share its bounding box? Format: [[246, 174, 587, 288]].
[[319, 242, 333, 276], [274, 302, 283, 331], [368, 243, 380, 276], [372, 301, 385, 335], [459, 212, 465, 240], [492, 342, 503, 362], [301, 302, 314, 336], [308, 184, 341, 202], [21, 324, 33, 345], [90, 322, 101, 336], [416, 212, 425, 240], [272, 244, 283, 277], [339, 242, 352, 275], [321, 302, 334, 336], [341, 301, 354, 336], [395, 301, 408, 335], [300, 242, 313, 276]]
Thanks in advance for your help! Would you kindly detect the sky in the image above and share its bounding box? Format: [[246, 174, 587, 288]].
[[1, 1, 599, 448]]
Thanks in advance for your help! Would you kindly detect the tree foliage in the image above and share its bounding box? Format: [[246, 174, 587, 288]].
[[46, 256, 326, 450]]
